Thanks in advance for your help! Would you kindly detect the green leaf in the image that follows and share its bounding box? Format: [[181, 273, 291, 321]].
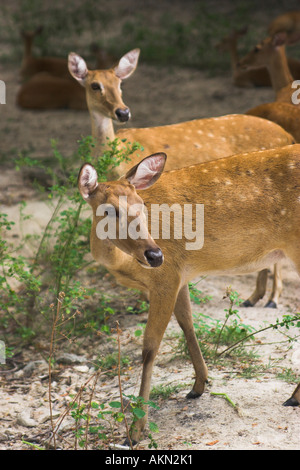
[[132, 408, 146, 419], [109, 401, 122, 409]]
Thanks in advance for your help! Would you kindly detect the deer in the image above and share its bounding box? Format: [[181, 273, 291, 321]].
[[216, 28, 300, 88], [18, 27, 88, 109], [268, 10, 300, 45], [78, 148, 300, 443], [215, 28, 271, 88], [239, 32, 300, 144], [16, 71, 87, 110], [246, 102, 300, 143], [238, 32, 300, 105], [20, 27, 70, 81], [68, 48, 295, 309], [90, 42, 118, 69]]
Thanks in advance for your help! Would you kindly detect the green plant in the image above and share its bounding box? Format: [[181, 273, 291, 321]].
[[0, 136, 142, 345], [189, 281, 212, 305], [150, 383, 184, 400]]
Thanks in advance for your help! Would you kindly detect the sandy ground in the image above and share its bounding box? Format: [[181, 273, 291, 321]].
[[0, 4, 300, 450]]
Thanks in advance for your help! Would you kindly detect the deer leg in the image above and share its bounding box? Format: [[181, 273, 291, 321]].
[[173, 284, 208, 398], [283, 383, 300, 406], [282, 250, 300, 406], [264, 262, 282, 308], [241, 269, 269, 307], [129, 282, 180, 444]]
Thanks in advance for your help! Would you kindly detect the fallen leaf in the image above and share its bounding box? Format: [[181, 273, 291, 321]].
[[206, 440, 219, 446]]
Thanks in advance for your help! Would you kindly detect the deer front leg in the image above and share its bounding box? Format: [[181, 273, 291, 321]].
[[129, 283, 179, 445], [174, 284, 208, 398]]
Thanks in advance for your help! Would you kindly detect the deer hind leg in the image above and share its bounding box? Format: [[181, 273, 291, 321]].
[[173, 284, 208, 398], [129, 282, 180, 444], [242, 269, 269, 307], [242, 263, 282, 308], [264, 262, 282, 308]]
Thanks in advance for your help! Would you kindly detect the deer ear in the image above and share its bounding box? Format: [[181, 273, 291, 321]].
[[78, 164, 98, 200], [272, 31, 287, 47], [68, 52, 88, 85], [114, 49, 140, 80], [125, 153, 167, 190]]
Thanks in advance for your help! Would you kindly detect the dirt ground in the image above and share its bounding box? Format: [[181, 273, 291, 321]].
[[0, 0, 300, 451]]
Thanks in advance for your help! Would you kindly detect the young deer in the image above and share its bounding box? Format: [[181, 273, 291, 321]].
[[78, 149, 300, 443], [20, 27, 70, 81], [268, 10, 300, 44], [238, 33, 300, 105], [215, 28, 271, 88], [69, 48, 295, 308]]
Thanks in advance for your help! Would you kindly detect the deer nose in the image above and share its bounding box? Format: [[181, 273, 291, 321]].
[[115, 107, 130, 122], [144, 248, 164, 267]]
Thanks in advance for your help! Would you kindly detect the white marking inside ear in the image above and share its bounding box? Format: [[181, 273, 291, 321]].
[[79, 164, 98, 198], [68, 52, 88, 83], [126, 153, 166, 190], [114, 49, 140, 80]]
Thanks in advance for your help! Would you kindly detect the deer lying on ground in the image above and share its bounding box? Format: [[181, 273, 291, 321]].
[[215, 28, 271, 88], [268, 10, 300, 44], [238, 32, 300, 105], [78, 149, 300, 443], [16, 72, 87, 110], [69, 48, 295, 308], [239, 32, 300, 144], [216, 27, 300, 88], [20, 27, 70, 81], [18, 27, 87, 109]]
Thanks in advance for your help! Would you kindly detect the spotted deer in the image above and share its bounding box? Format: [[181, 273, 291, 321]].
[[78, 148, 300, 443], [246, 102, 300, 143], [68, 48, 295, 308]]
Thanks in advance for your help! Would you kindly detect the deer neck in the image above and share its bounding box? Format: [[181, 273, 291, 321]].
[[23, 37, 33, 60], [229, 40, 239, 71], [90, 110, 116, 156], [268, 46, 293, 93]]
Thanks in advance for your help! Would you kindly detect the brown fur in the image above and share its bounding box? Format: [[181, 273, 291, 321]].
[[79, 147, 300, 441]]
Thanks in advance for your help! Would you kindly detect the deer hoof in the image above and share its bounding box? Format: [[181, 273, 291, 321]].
[[283, 396, 300, 407], [123, 437, 138, 448], [240, 299, 254, 307], [186, 390, 201, 399], [264, 300, 277, 308]]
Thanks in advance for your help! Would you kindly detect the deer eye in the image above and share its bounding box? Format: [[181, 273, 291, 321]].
[[91, 82, 102, 91]]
